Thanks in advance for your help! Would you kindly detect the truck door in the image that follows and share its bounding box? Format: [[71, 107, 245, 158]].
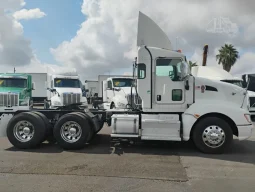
[[155, 58, 185, 105]]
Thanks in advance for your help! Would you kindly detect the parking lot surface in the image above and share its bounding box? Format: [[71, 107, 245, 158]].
[[0, 123, 254, 192]]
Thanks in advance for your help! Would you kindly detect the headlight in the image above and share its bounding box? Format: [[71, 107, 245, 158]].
[[117, 102, 126, 108], [20, 99, 29, 106], [244, 114, 252, 124]]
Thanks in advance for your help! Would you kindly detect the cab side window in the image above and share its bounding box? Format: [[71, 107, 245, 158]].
[[156, 58, 183, 81], [107, 81, 112, 90]]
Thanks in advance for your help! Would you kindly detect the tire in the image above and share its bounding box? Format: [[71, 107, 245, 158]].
[[70, 112, 94, 142], [53, 113, 91, 150], [31, 111, 56, 144], [192, 117, 233, 154], [6, 112, 47, 149]]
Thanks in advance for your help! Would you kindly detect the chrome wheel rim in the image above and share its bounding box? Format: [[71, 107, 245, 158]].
[[60, 121, 82, 143], [202, 125, 225, 148], [13, 121, 34, 142]]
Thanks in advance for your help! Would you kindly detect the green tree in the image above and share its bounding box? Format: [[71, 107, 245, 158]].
[[189, 61, 197, 70], [216, 44, 239, 72]]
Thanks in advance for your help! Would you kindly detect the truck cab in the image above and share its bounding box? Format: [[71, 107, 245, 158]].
[[0, 73, 34, 111], [110, 12, 253, 154], [45, 72, 88, 109], [102, 77, 138, 109]]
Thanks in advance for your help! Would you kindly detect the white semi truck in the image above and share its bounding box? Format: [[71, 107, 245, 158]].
[[30, 73, 48, 106], [44, 67, 88, 109], [0, 12, 253, 154], [84, 80, 98, 104], [101, 76, 140, 109]]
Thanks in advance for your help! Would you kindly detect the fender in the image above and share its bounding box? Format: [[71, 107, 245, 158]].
[[50, 94, 62, 107], [182, 100, 251, 141], [111, 95, 128, 108]]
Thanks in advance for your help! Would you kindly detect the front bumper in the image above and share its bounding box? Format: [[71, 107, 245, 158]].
[[237, 124, 254, 140]]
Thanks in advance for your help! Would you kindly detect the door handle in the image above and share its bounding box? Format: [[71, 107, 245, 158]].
[[157, 95, 161, 101]]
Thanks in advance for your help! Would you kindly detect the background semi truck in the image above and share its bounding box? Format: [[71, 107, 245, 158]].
[[29, 73, 48, 106], [44, 67, 88, 109], [0, 73, 35, 110], [84, 80, 99, 104]]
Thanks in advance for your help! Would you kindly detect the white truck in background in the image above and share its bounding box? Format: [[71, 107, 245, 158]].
[[191, 66, 255, 121], [84, 80, 99, 104], [191, 66, 243, 87], [241, 74, 255, 120], [44, 67, 88, 109], [95, 75, 139, 109], [101, 76, 140, 109], [29, 73, 48, 106]]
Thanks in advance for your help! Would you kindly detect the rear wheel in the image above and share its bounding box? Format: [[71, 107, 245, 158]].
[[192, 117, 233, 154], [53, 113, 91, 150], [6, 112, 47, 149], [70, 112, 94, 142], [32, 111, 56, 144]]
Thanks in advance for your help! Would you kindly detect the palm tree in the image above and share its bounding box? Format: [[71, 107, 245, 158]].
[[189, 61, 197, 70], [216, 44, 239, 72]]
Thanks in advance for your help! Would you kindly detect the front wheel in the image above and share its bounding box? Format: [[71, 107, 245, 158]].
[[192, 117, 233, 154], [6, 112, 47, 149]]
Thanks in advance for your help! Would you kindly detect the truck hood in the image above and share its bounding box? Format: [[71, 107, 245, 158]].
[[0, 87, 25, 93], [195, 77, 248, 109], [117, 87, 137, 95], [55, 87, 82, 95], [0, 87, 28, 100]]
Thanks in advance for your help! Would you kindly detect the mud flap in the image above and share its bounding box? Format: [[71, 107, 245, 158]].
[[0, 114, 13, 137]]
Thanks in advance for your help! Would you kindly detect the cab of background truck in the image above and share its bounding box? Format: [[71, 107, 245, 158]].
[[103, 77, 137, 109], [0, 73, 34, 107], [135, 12, 250, 114], [46, 73, 88, 108]]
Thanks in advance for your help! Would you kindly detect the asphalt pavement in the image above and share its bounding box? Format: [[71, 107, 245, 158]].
[[0, 122, 254, 192]]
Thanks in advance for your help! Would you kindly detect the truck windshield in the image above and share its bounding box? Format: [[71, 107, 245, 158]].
[[221, 80, 243, 88], [0, 78, 27, 88], [54, 78, 80, 88], [112, 78, 134, 87]]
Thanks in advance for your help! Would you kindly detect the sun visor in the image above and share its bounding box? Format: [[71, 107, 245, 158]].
[[137, 11, 172, 50]]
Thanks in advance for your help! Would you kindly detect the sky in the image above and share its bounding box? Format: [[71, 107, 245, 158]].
[[1, 0, 255, 82]]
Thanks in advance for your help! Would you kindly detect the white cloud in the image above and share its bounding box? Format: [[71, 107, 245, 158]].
[[0, 0, 44, 69], [0, 0, 25, 11], [13, 8, 46, 20], [0, 9, 34, 67], [51, 0, 255, 79]]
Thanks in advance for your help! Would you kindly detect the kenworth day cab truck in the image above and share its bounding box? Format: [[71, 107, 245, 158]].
[[44, 67, 88, 109], [0, 12, 253, 154]]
